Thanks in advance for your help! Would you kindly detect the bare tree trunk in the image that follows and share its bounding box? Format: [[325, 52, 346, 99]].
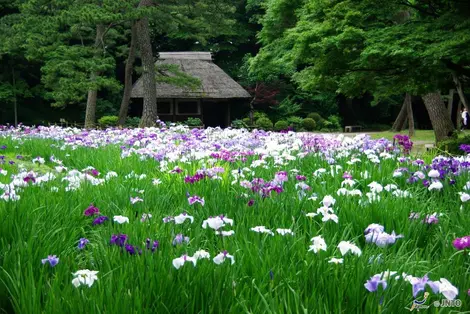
[[136, 0, 157, 127], [118, 23, 138, 126], [447, 89, 454, 118], [84, 24, 105, 129], [452, 72, 469, 110], [422, 92, 455, 142], [391, 95, 408, 131], [405, 93, 414, 136], [457, 100, 462, 131]]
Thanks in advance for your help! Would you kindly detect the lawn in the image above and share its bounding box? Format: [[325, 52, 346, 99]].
[[1, 126, 469, 313]]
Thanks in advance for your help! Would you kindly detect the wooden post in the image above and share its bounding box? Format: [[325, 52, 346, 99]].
[[172, 99, 176, 122]]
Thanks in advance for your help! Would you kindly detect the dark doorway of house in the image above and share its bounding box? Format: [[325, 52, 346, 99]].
[[203, 101, 227, 128]]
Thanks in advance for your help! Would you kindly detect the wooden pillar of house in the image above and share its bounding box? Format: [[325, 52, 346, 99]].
[[172, 99, 176, 122], [225, 103, 231, 127]]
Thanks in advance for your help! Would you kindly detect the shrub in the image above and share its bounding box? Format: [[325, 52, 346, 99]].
[[307, 112, 322, 121], [125, 117, 141, 127], [437, 135, 470, 155], [98, 116, 119, 127], [253, 111, 269, 121], [256, 117, 274, 130], [231, 119, 248, 129], [274, 120, 289, 131], [306, 112, 325, 129], [302, 118, 316, 131], [184, 117, 203, 127], [242, 117, 252, 126], [324, 115, 342, 131], [286, 116, 303, 130]]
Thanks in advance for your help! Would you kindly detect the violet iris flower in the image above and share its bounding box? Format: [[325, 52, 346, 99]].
[[92, 215, 108, 225], [410, 275, 440, 297], [41, 255, 59, 267], [84, 204, 100, 216], [78, 238, 89, 250], [364, 274, 387, 292]]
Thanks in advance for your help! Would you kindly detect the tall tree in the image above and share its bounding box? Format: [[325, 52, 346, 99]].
[[136, 0, 158, 127], [250, 0, 470, 141], [118, 23, 137, 126]]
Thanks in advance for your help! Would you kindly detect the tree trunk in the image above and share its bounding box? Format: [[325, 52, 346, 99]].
[[452, 72, 469, 110], [457, 100, 462, 131], [391, 95, 408, 131], [136, 0, 157, 127], [447, 89, 454, 119], [118, 23, 138, 126], [422, 92, 455, 142], [84, 24, 105, 129], [405, 93, 414, 136]]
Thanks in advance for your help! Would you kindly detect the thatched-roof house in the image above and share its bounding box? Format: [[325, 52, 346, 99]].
[[130, 52, 251, 127]]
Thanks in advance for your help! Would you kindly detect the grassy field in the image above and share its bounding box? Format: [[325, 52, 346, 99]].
[[1, 127, 469, 313]]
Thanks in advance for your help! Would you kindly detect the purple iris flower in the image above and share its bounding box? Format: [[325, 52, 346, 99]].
[[84, 204, 100, 216], [125, 244, 137, 255], [410, 275, 440, 297], [152, 241, 159, 252], [110, 234, 128, 247], [247, 199, 255, 207], [453, 236, 470, 250], [41, 255, 59, 267], [364, 274, 387, 292], [92, 215, 108, 225], [78, 238, 89, 249], [188, 195, 204, 206], [172, 234, 190, 246], [0, 145, 6, 150]]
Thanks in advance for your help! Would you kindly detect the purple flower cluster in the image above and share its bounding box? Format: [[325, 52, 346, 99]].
[[172, 234, 190, 246], [460, 144, 470, 154], [92, 215, 108, 226], [251, 178, 284, 198], [452, 236, 470, 250], [145, 238, 159, 252], [393, 134, 413, 155], [84, 204, 100, 216], [110, 234, 128, 247]]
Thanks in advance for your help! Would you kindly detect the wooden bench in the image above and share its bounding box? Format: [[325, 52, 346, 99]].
[[344, 125, 362, 133]]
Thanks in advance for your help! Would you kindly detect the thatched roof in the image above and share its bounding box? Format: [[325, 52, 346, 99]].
[[131, 52, 251, 99]]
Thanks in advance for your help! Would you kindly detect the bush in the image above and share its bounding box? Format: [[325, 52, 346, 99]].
[[242, 117, 252, 126], [302, 118, 316, 131], [286, 116, 303, 130], [125, 117, 141, 127], [98, 116, 119, 127], [231, 119, 248, 129], [323, 115, 342, 131], [437, 135, 470, 155], [306, 112, 325, 129], [184, 117, 203, 127], [256, 117, 274, 130], [274, 120, 289, 131], [253, 111, 269, 121]]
